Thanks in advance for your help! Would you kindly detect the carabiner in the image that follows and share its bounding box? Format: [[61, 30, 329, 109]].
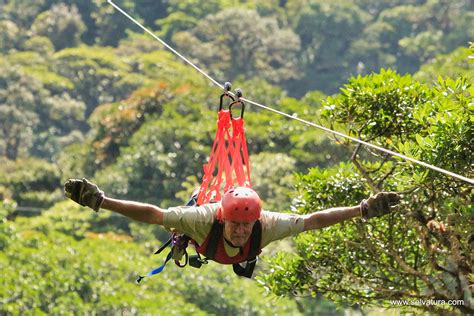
[[229, 88, 245, 119], [219, 81, 234, 111], [175, 251, 189, 268]]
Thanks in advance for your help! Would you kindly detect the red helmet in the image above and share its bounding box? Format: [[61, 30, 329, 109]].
[[219, 187, 262, 222]]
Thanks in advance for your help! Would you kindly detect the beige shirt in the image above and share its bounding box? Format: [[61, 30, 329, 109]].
[[162, 203, 305, 257]]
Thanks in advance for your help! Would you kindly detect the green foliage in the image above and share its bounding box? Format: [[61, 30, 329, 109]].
[[21, 36, 55, 56], [399, 30, 444, 61], [21, 201, 95, 239], [406, 76, 472, 185], [133, 0, 168, 26], [348, 0, 473, 77], [0, 60, 86, 160], [93, 107, 213, 207], [135, 50, 201, 86], [243, 94, 341, 168], [1, 209, 301, 315], [0, 158, 62, 208], [250, 152, 296, 212], [0, 64, 42, 159], [293, 163, 369, 210], [233, 77, 287, 108], [0, 221, 204, 315], [88, 81, 173, 166], [116, 31, 167, 55], [0, 20, 22, 52], [55, 141, 93, 180], [1, 0, 47, 29], [88, 0, 139, 46], [289, 0, 370, 94], [414, 46, 474, 84], [322, 69, 429, 142], [3, 0, 471, 97], [263, 69, 474, 314], [0, 189, 17, 220], [31, 3, 86, 50], [156, 11, 201, 42], [173, 8, 301, 84], [4, 50, 75, 93], [54, 46, 141, 113], [155, 0, 254, 41]]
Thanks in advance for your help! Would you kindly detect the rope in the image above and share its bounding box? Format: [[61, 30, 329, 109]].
[[107, 0, 473, 185]]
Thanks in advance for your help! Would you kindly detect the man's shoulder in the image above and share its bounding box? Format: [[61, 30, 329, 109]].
[[162, 202, 220, 236], [260, 210, 292, 220], [161, 203, 220, 243], [260, 210, 304, 229], [197, 202, 221, 218], [167, 202, 221, 224], [259, 210, 305, 247], [167, 202, 220, 213]]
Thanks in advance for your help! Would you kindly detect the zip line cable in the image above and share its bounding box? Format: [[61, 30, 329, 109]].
[[107, 0, 223, 90], [237, 98, 474, 184], [107, 0, 473, 185]]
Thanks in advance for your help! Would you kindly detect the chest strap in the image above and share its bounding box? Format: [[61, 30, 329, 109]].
[[203, 219, 262, 278]]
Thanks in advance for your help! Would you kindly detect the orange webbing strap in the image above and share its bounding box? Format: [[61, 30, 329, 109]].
[[197, 88, 252, 205], [230, 117, 252, 187], [197, 110, 233, 205], [208, 110, 234, 200]]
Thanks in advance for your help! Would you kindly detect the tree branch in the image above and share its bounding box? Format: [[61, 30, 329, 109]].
[[351, 143, 380, 192]]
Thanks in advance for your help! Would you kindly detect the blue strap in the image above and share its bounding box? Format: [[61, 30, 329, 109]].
[[186, 194, 198, 206], [136, 249, 174, 283], [136, 193, 198, 284]]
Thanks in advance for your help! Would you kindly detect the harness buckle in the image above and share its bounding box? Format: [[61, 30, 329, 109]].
[[189, 254, 208, 268], [246, 257, 258, 264]]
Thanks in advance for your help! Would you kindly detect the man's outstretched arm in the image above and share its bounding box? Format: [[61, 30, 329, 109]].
[[64, 178, 164, 225], [101, 197, 164, 225], [302, 192, 400, 231], [302, 205, 360, 231]]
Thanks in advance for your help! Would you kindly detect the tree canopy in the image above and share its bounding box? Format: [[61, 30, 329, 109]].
[[1, 0, 472, 314]]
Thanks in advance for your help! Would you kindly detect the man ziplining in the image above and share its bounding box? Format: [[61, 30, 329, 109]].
[[63, 84, 401, 280], [64, 179, 401, 279]]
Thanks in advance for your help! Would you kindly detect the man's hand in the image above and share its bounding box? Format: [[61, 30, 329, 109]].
[[64, 178, 104, 212], [360, 192, 400, 220]]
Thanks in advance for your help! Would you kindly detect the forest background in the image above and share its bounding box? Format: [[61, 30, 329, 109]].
[[0, 0, 473, 315]]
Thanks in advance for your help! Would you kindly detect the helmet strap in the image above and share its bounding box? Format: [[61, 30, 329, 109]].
[[224, 237, 244, 256]]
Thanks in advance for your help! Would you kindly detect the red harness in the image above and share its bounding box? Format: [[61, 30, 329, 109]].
[[195, 218, 262, 265]]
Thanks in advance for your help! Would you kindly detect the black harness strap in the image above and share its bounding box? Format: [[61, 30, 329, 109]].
[[204, 220, 262, 278], [232, 258, 257, 278], [202, 220, 224, 259], [246, 220, 262, 259], [232, 221, 261, 278], [154, 237, 172, 254]]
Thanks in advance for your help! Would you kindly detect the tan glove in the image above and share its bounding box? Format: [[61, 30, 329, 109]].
[[360, 192, 400, 220], [64, 178, 104, 212]]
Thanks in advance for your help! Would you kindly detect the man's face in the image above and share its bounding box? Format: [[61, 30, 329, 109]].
[[223, 220, 256, 247]]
